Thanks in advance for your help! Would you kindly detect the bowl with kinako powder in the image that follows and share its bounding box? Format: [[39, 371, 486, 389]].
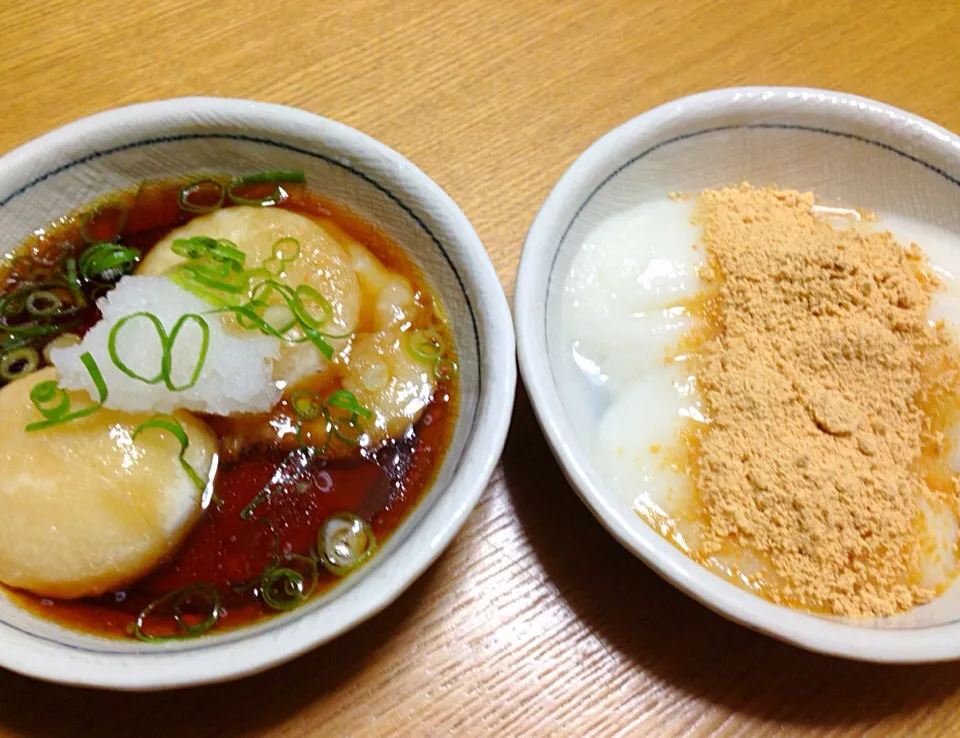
[[517, 87, 960, 662]]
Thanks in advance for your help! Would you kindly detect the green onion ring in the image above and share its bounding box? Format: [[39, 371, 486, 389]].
[[234, 170, 306, 185], [322, 390, 371, 447], [326, 389, 373, 419], [25, 290, 62, 317], [133, 583, 221, 642], [227, 182, 282, 207], [65, 257, 84, 306], [27, 380, 70, 418], [328, 416, 362, 446], [107, 310, 210, 391], [0, 347, 39, 381], [273, 237, 301, 262], [0, 319, 76, 338], [177, 180, 226, 214], [212, 239, 245, 265], [216, 303, 335, 360], [133, 414, 207, 490], [260, 556, 317, 611], [162, 313, 210, 392], [79, 243, 140, 281], [290, 389, 324, 421], [226, 170, 305, 205], [171, 236, 245, 267], [108, 312, 166, 385], [0, 280, 85, 322], [405, 328, 446, 362], [212, 278, 340, 360], [0, 289, 25, 317], [25, 352, 107, 431], [243, 267, 272, 283], [434, 357, 459, 380], [261, 257, 284, 277], [179, 263, 246, 293], [291, 285, 332, 328], [318, 513, 377, 577], [301, 327, 335, 360], [79, 202, 128, 245], [171, 237, 216, 260], [169, 270, 239, 309]]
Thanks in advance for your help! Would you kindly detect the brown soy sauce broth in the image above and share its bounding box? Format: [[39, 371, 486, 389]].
[[2, 176, 458, 639]]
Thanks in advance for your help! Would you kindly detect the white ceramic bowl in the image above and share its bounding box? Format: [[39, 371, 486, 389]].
[[0, 98, 516, 689], [516, 86, 960, 663]]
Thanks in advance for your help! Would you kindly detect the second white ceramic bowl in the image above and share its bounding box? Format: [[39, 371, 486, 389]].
[[516, 86, 960, 663]]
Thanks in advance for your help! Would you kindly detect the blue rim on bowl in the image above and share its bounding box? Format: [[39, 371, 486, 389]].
[[516, 86, 960, 663], [0, 97, 516, 689]]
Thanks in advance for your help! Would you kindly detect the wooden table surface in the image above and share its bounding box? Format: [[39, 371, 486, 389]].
[[2, 1, 960, 735]]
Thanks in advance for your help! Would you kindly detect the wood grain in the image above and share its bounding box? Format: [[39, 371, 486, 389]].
[[2, 0, 960, 735]]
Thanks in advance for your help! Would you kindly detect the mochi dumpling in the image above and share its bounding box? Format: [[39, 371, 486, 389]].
[[0, 369, 217, 599], [138, 206, 362, 387]]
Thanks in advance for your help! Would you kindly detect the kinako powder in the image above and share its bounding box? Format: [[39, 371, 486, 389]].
[[676, 183, 960, 618]]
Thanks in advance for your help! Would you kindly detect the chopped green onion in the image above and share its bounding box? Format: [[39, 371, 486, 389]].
[[80, 202, 128, 245], [226, 171, 304, 206], [287, 389, 371, 451], [27, 380, 70, 420], [290, 389, 324, 421], [25, 352, 107, 431], [108, 311, 209, 391], [171, 236, 245, 267], [291, 285, 332, 329], [262, 257, 284, 277], [79, 242, 139, 282], [133, 414, 207, 490], [65, 257, 82, 303], [216, 293, 335, 360], [0, 289, 25, 317], [169, 269, 239, 309], [108, 312, 166, 384], [227, 184, 281, 207], [243, 267, 272, 283], [288, 389, 328, 449], [171, 238, 250, 302], [163, 314, 209, 392], [0, 279, 85, 334], [133, 583, 221, 642], [25, 290, 62, 317], [318, 513, 377, 577], [405, 328, 446, 362], [434, 357, 459, 380], [235, 170, 306, 185], [0, 347, 39, 381], [0, 319, 77, 338], [180, 263, 246, 293], [212, 239, 245, 265], [302, 327, 335, 360], [326, 389, 372, 419], [171, 236, 216, 260], [260, 555, 317, 611], [178, 180, 226, 214], [239, 449, 314, 520], [273, 237, 301, 262], [218, 303, 291, 342]]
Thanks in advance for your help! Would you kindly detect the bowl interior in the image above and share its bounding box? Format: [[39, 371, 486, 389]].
[[0, 100, 504, 687], [523, 88, 960, 660]]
